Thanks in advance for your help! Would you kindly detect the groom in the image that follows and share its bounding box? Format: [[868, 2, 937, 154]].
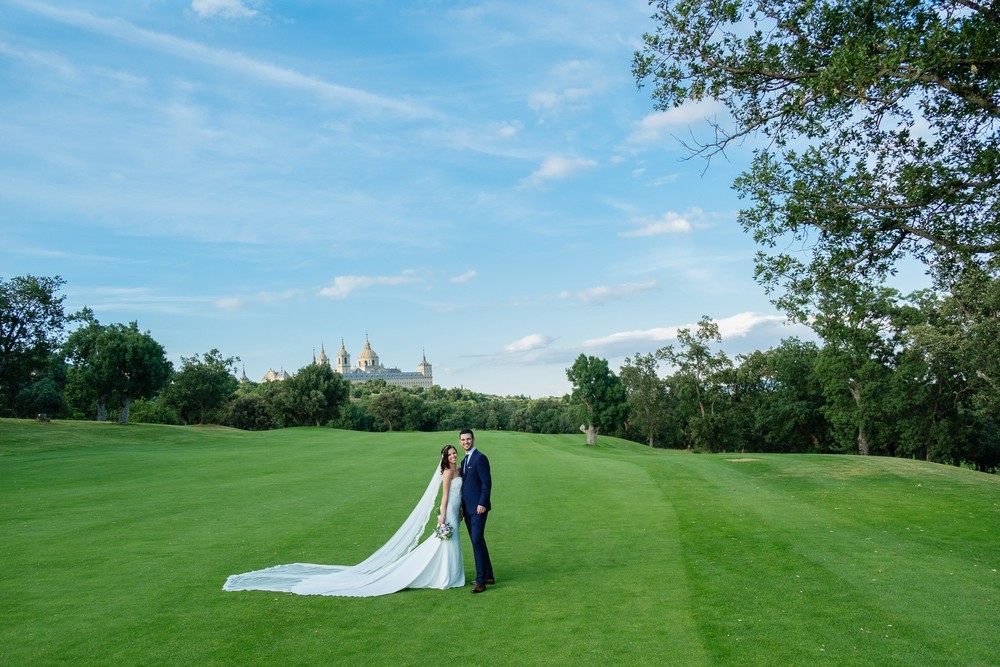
[[459, 428, 494, 594]]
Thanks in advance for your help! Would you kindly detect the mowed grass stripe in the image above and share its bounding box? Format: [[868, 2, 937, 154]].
[[648, 453, 999, 666]]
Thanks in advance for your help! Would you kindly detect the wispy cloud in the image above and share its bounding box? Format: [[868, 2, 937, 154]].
[[12, 1, 432, 117], [504, 334, 554, 352], [70, 286, 214, 317], [628, 100, 724, 143], [524, 155, 598, 187], [529, 60, 605, 112], [621, 209, 702, 236], [213, 297, 244, 310], [529, 87, 594, 110], [190, 0, 258, 20], [582, 312, 789, 350], [213, 288, 302, 310], [0, 40, 77, 77], [319, 272, 420, 299], [450, 270, 477, 284], [559, 280, 657, 304]]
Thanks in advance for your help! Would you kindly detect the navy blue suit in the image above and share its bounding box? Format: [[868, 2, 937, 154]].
[[461, 449, 493, 585]]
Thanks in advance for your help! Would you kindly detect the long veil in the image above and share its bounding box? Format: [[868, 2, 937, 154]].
[[222, 465, 443, 594]]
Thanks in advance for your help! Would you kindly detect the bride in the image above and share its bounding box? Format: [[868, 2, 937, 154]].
[[223, 445, 465, 597]]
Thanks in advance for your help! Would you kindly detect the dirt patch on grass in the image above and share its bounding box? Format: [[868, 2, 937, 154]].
[[726, 457, 761, 462]]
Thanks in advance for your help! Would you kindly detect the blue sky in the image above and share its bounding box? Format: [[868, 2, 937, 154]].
[[1, 0, 820, 397]]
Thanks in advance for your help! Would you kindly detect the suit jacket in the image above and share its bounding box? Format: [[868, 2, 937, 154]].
[[462, 449, 492, 512]]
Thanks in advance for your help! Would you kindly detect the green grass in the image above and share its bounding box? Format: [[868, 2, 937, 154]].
[[1, 419, 997, 666]]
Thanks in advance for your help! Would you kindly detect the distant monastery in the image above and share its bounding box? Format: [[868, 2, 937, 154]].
[[261, 336, 433, 389]]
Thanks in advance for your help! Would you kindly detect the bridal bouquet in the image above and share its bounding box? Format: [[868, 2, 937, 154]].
[[434, 523, 453, 540]]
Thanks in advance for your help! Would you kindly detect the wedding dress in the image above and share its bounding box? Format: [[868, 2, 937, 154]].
[[223, 467, 464, 597]]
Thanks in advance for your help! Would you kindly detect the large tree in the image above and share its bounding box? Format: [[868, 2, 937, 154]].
[[14, 353, 68, 419], [634, 0, 1000, 314], [92, 322, 173, 424], [620, 350, 670, 447], [0, 275, 67, 413], [280, 363, 349, 427], [658, 317, 734, 450], [738, 338, 828, 453], [368, 388, 408, 432], [905, 270, 1000, 470], [165, 349, 240, 425], [810, 283, 919, 455], [566, 354, 628, 445], [62, 309, 111, 420]]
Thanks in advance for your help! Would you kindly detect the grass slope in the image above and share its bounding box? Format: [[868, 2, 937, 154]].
[[1, 420, 997, 666]]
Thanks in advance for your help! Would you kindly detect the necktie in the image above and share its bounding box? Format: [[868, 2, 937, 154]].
[[462, 455, 469, 475]]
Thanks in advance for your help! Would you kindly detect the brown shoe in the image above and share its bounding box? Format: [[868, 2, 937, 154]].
[[471, 582, 486, 594], [485, 577, 495, 585]]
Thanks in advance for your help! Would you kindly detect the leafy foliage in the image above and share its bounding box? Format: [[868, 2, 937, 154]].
[[94, 322, 173, 424], [0, 275, 67, 414], [279, 362, 350, 427], [621, 350, 671, 446], [165, 349, 240, 425], [634, 0, 1000, 313], [566, 354, 629, 445], [223, 393, 277, 431]]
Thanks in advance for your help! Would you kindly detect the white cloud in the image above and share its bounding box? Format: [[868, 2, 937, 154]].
[[529, 87, 593, 110], [581, 325, 680, 349], [191, 0, 258, 19], [529, 91, 560, 110], [524, 155, 597, 186], [559, 280, 657, 304], [629, 100, 724, 143], [213, 297, 243, 310], [714, 312, 788, 339], [319, 272, 419, 299], [450, 270, 477, 284], [528, 60, 604, 112], [582, 312, 789, 349], [495, 122, 521, 138], [212, 288, 299, 310], [621, 210, 700, 237], [648, 174, 680, 187], [504, 334, 554, 352]]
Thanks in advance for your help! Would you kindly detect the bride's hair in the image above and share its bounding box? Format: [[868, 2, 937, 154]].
[[440, 444, 457, 472]]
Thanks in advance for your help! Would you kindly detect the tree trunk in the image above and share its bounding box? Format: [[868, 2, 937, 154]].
[[118, 395, 130, 424], [97, 397, 107, 422], [580, 423, 598, 446], [847, 382, 869, 455], [857, 427, 870, 456]]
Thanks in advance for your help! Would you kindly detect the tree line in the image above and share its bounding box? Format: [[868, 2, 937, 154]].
[[2, 273, 997, 472], [0, 274, 580, 434]]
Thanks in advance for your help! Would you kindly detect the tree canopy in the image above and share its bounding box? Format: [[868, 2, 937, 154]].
[[0, 275, 67, 413], [95, 322, 173, 423], [566, 354, 628, 445], [634, 0, 1000, 315], [165, 349, 240, 425]]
